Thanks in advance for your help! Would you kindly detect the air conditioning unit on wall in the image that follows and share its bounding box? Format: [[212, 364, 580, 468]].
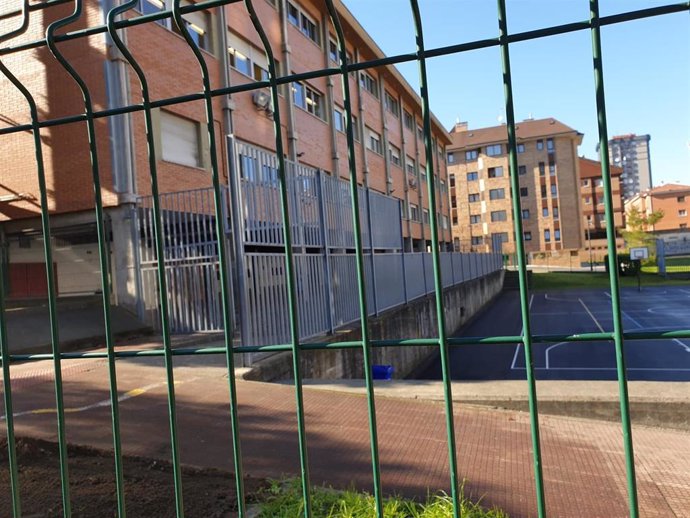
[[252, 90, 274, 117], [408, 177, 417, 189]]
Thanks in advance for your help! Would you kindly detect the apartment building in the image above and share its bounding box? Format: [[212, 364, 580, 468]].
[[447, 118, 583, 256], [579, 157, 625, 254], [605, 134, 652, 200], [0, 0, 451, 310], [625, 184, 690, 232]]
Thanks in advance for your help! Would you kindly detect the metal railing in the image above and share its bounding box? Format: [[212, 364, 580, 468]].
[[0, 1, 689, 518]]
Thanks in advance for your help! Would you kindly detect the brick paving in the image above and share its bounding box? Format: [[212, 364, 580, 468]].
[[1, 355, 689, 517]]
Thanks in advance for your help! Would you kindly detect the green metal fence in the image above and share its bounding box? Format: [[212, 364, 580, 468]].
[[0, 1, 689, 517]]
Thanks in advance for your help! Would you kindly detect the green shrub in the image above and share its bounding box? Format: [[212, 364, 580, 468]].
[[256, 478, 508, 518]]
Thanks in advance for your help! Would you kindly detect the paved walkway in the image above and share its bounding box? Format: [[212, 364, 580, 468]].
[[1, 352, 689, 517]]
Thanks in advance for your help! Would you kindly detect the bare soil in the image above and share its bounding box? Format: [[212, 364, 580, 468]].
[[0, 437, 264, 517]]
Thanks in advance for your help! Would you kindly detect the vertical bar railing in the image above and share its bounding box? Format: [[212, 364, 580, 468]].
[[325, 1, 384, 514], [496, 2, 547, 516], [170, 1, 247, 515], [409, 1, 461, 514], [589, 1, 639, 516], [243, 1, 313, 515]]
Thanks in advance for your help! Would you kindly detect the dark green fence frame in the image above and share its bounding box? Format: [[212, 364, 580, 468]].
[[1, 1, 689, 517]]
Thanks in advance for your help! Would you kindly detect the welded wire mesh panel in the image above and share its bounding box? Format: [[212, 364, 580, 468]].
[[0, 1, 687, 518]]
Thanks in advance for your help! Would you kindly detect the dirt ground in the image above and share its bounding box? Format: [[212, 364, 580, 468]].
[[0, 437, 264, 517]]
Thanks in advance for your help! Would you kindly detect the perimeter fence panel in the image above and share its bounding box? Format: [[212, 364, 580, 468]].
[[1, 1, 687, 517]]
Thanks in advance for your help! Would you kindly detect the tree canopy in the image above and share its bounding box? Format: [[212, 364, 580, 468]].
[[621, 206, 664, 250]]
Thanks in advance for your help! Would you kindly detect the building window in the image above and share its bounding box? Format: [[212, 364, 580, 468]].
[[486, 144, 502, 156], [419, 165, 427, 180], [585, 196, 591, 205], [582, 179, 590, 187], [452, 210, 458, 225], [541, 185, 547, 198], [596, 195, 603, 205], [351, 115, 360, 141], [141, 1, 214, 52], [516, 143, 525, 153], [333, 108, 345, 132], [447, 153, 455, 163], [492, 232, 509, 245], [470, 214, 481, 224], [546, 138, 554, 151], [520, 187, 528, 197], [524, 231, 532, 241], [679, 209, 688, 217], [549, 163, 556, 175], [451, 196, 457, 208], [522, 209, 530, 219], [537, 139, 544, 150], [539, 162, 545, 176], [491, 210, 507, 222], [551, 184, 558, 197], [488, 166, 504, 178], [384, 91, 400, 118], [544, 229, 551, 242], [409, 203, 419, 222], [468, 193, 480, 202], [403, 110, 414, 131], [360, 72, 378, 98], [466, 171, 478, 181], [595, 178, 603, 187], [542, 207, 549, 217], [442, 215, 449, 230], [228, 32, 276, 80], [489, 188, 505, 200], [518, 165, 526, 175], [681, 223, 688, 229], [389, 143, 401, 166], [287, 2, 320, 45], [423, 209, 430, 224], [328, 39, 338, 62], [293, 82, 324, 119], [471, 236, 483, 245], [465, 149, 478, 161], [555, 229, 561, 241], [553, 207, 559, 219], [406, 158, 416, 176], [366, 127, 382, 154], [417, 125, 424, 141], [678, 196, 686, 203], [160, 110, 202, 168], [449, 174, 455, 188]]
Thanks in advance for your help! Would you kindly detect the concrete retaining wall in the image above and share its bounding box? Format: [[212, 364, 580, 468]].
[[243, 269, 505, 381]]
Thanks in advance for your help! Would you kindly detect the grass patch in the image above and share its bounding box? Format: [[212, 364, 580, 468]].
[[531, 271, 690, 291], [255, 479, 508, 518]]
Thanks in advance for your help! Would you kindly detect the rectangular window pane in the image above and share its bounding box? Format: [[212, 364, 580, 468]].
[[161, 110, 200, 167]]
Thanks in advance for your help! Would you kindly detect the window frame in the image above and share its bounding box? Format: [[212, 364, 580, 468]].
[[489, 188, 505, 200]]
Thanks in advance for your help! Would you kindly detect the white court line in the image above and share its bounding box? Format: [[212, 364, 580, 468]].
[[510, 294, 534, 370], [672, 339, 690, 353], [579, 298, 606, 333], [544, 293, 574, 303], [545, 342, 567, 370]]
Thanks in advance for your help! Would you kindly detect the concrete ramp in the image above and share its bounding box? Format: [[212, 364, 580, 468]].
[[5, 297, 152, 355]]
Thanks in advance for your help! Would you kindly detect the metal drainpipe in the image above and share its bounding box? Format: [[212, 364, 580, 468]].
[[399, 95, 411, 251], [322, 14, 339, 177], [379, 76, 392, 196], [355, 49, 369, 189], [414, 116, 425, 251], [101, 0, 142, 312], [218, 4, 249, 353], [279, 0, 298, 161]]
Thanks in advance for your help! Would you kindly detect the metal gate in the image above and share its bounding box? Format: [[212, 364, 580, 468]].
[[137, 188, 228, 333]]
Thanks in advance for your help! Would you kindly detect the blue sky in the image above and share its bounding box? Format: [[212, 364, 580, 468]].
[[342, 0, 689, 186]]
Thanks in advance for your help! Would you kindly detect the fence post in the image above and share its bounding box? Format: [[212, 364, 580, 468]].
[[367, 188, 379, 315], [226, 136, 250, 349], [316, 170, 336, 333], [656, 238, 666, 278], [399, 199, 409, 304]]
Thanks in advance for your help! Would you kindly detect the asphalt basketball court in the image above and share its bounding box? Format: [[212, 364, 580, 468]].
[[420, 285, 690, 381]]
